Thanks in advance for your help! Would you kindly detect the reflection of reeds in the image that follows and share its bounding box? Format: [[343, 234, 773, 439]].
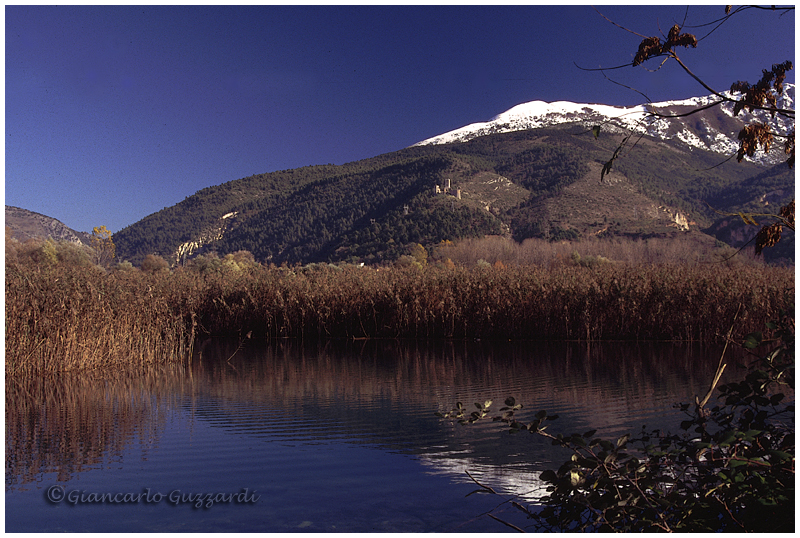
[[5, 364, 189, 489], [193, 338, 733, 404], [6, 258, 793, 376], [7, 338, 742, 490], [182, 338, 758, 442]]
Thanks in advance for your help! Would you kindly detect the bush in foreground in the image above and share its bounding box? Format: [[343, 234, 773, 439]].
[[438, 308, 795, 532]]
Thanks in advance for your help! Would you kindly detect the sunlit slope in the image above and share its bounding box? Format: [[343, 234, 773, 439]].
[[113, 124, 789, 266]]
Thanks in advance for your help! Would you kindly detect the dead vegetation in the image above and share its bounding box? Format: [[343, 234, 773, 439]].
[[7, 235, 792, 376]]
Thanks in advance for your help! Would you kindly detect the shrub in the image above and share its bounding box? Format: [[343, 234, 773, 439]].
[[140, 254, 169, 273], [114, 260, 137, 272], [55, 241, 95, 267], [570, 250, 613, 267], [438, 307, 795, 532]]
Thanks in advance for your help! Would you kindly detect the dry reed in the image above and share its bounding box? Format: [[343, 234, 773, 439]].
[[6, 250, 793, 376], [6, 261, 195, 376]]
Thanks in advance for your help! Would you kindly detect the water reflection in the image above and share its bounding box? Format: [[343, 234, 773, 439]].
[[6, 365, 188, 490], [191, 337, 736, 444], [7, 338, 743, 532]]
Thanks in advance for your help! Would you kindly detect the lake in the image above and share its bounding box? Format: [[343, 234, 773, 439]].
[[6, 338, 740, 532]]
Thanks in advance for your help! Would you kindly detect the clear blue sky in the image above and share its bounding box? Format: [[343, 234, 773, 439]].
[[5, 5, 795, 233]]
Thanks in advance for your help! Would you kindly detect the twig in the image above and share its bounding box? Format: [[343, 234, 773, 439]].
[[697, 304, 741, 410], [593, 6, 649, 39], [487, 513, 526, 533], [465, 470, 497, 494], [693, 152, 738, 171], [226, 330, 252, 363]]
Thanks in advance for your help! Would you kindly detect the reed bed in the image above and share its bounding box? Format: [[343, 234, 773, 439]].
[[6, 262, 195, 376], [6, 256, 794, 376], [212, 263, 790, 342]]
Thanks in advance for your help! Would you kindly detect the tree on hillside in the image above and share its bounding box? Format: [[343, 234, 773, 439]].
[[409, 243, 428, 266], [589, 5, 794, 254], [90, 225, 116, 267]]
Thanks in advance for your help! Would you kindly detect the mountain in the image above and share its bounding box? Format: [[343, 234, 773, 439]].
[[414, 84, 795, 167], [113, 88, 794, 267], [5, 205, 91, 245]]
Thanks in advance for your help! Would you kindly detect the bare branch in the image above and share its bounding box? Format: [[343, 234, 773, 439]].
[[692, 152, 738, 172], [592, 6, 649, 39], [647, 98, 727, 118], [465, 470, 498, 495], [598, 69, 652, 103], [487, 513, 526, 533], [667, 52, 728, 101], [573, 61, 632, 73]]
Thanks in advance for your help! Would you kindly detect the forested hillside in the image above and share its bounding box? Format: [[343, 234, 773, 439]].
[[213, 155, 505, 264], [113, 124, 791, 266]]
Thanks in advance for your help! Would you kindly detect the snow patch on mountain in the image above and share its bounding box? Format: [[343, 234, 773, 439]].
[[414, 84, 794, 166]]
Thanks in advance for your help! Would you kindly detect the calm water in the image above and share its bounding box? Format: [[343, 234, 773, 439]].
[[6, 338, 739, 532]]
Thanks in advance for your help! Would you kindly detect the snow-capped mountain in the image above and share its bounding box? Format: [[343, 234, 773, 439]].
[[414, 84, 794, 166]]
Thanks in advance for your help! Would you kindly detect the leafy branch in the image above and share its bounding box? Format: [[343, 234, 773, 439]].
[[584, 6, 795, 183], [437, 307, 795, 532]]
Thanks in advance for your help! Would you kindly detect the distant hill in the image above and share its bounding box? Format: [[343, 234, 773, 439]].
[[113, 123, 793, 267], [5, 206, 91, 245]]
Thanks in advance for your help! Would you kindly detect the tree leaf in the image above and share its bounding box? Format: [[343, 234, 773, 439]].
[[744, 332, 763, 349], [601, 159, 614, 181], [768, 450, 794, 462], [738, 211, 759, 226], [539, 470, 558, 483]]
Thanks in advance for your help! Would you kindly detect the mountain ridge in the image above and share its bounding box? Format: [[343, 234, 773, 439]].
[[413, 84, 795, 167], [17, 86, 789, 267], [5, 205, 91, 245], [111, 117, 792, 267]]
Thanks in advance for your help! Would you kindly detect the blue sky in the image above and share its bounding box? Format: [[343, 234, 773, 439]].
[[5, 5, 795, 233]]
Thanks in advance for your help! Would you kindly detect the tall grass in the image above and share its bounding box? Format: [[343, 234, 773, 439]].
[[5, 239, 793, 376], [6, 261, 195, 376], [179, 262, 791, 342]]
